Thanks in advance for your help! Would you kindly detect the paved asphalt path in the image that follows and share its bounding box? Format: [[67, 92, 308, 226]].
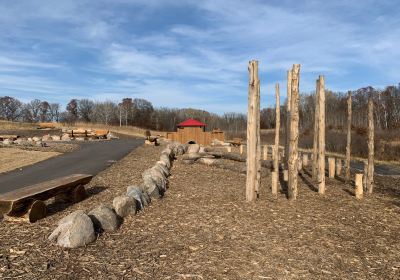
[[0, 139, 143, 194]]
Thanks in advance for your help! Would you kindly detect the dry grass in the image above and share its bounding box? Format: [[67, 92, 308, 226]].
[[0, 148, 60, 174], [0, 121, 38, 131]]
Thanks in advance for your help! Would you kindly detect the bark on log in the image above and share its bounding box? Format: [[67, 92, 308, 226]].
[[367, 97, 374, 194], [246, 60, 260, 202], [274, 83, 280, 173], [317, 76, 326, 195], [355, 173, 363, 199], [312, 81, 320, 179], [288, 65, 300, 200], [328, 157, 335, 178], [345, 91, 352, 182], [285, 70, 292, 169]]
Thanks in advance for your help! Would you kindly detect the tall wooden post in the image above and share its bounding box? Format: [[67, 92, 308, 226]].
[[246, 60, 261, 202], [355, 173, 363, 199], [317, 76, 326, 195], [345, 91, 352, 182], [367, 97, 374, 193], [272, 83, 280, 198], [312, 81, 320, 179], [256, 82, 261, 196], [285, 70, 292, 169], [288, 64, 300, 200]]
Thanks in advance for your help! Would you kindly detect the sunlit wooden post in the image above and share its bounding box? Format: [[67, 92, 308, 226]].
[[246, 60, 261, 202], [345, 91, 352, 182], [355, 173, 363, 199], [256, 81, 261, 196], [336, 158, 342, 177], [288, 65, 300, 200], [312, 80, 320, 179], [328, 157, 335, 178], [317, 76, 326, 194], [367, 97, 374, 193], [263, 145, 268, 160], [272, 83, 280, 198], [285, 70, 292, 170]]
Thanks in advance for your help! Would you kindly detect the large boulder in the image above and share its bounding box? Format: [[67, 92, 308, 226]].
[[126, 185, 150, 210], [88, 204, 119, 232], [187, 144, 200, 154], [143, 167, 167, 192], [113, 195, 136, 218], [2, 139, 12, 145], [176, 145, 186, 156], [155, 161, 170, 177], [48, 210, 96, 248], [160, 154, 171, 169]]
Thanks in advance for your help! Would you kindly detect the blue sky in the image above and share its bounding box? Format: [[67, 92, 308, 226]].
[[0, 0, 399, 113]]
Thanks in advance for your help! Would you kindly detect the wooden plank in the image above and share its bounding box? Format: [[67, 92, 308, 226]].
[[0, 174, 92, 215]]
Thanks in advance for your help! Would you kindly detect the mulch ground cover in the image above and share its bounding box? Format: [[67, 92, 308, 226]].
[[0, 144, 399, 279]]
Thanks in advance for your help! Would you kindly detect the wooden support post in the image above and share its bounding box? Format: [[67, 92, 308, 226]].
[[288, 65, 300, 200], [246, 60, 261, 202], [271, 171, 278, 199], [345, 91, 352, 182], [355, 173, 363, 199], [317, 76, 326, 194], [367, 97, 374, 194], [312, 80, 320, 179], [328, 157, 335, 178], [283, 170, 288, 182], [363, 161, 368, 191], [302, 154, 309, 167], [263, 145, 268, 160], [256, 79, 262, 196], [284, 70, 292, 170], [240, 145, 244, 155], [336, 159, 342, 177], [272, 83, 280, 198]]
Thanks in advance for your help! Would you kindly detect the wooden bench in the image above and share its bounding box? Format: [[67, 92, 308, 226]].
[[0, 174, 92, 223]]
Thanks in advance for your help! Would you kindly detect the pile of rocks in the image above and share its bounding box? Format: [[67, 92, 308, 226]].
[[48, 141, 187, 248]]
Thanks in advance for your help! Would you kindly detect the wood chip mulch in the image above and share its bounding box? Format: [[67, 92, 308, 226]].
[[0, 145, 399, 279]]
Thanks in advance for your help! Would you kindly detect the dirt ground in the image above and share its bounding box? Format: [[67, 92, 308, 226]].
[[0, 145, 399, 279], [0, 148, 60, 174]]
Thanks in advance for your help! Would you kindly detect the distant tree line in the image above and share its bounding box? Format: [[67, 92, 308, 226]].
[[261, 84, 400, 131], [1, 84, 399, 132]]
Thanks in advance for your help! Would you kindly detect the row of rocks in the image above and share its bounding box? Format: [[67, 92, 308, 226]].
[[48, 141, 188, 248]]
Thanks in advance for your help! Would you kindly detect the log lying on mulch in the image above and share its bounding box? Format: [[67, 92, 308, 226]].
[[48, 141, 187, 248]]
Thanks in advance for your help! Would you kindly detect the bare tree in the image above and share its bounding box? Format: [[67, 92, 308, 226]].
[[0, 96, 22, 121]]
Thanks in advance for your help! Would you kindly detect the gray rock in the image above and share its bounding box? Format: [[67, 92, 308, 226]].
[[160, 154, 171, 169], [75, 137, 86, 141], [182, 159, 195, 165], [32, 136, 41, 142], [142, 176, 161, 198], [143, 167, 167, 195], [35, 140, 43, 147], [88, 204, 119, 232], [113, 195, 136, 218], [42, 134, 51, 141], [187, 144, 200, 154], [51, 135, 61, 141], [127, 185, 150, 210], [48, 210, 96, 248], [2, 139, 12, 145], [198, 158, 217, 166], [155, 161, 170, 177], [176, 145, 185, 156]]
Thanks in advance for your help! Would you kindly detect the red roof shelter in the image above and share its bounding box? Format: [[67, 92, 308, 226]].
[[166, 118, 224, 145], [177, 118, 207, 127]]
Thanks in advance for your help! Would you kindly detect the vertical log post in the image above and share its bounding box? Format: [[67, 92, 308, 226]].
[[345, 91, 352, 182], [256, 78, 262, 196], [312, 80, 320, 179], [302, 154, 309, 167], [336, 158, 342, 177], [317, 76, 326, 194], [355, 173, 363, 199], [367, 97, 374, 194], [328, 157, 335, 178], [272, 83, 280, 198], [288, 65, 300, 200], [263, 145, 268, 160], [240, 145, 244, 155], [285, 70, 292, 170], [246, 60, 261, 202]]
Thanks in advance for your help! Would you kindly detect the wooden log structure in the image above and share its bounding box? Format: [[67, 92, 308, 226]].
[[367, 97, 374, 194], [312, 80, 320, 179], [272, 83, 280, 198], [256, 80, 262, 196], [302, 154, 309, 167], [0, 174, 92, 223], [246, 60, 261, 201], [345, 91, 352, 182], [317, 76, 326, 195], [328, 157, 335, 178], [336, 158, 342, 177], [288, 65, 300, 200], [263, 145, 268, 160], [284, 70, 292, 170], [355, 173, 363, 199]]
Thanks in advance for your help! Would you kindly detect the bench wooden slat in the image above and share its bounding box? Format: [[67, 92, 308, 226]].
[[0, 174, 92, 215]]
